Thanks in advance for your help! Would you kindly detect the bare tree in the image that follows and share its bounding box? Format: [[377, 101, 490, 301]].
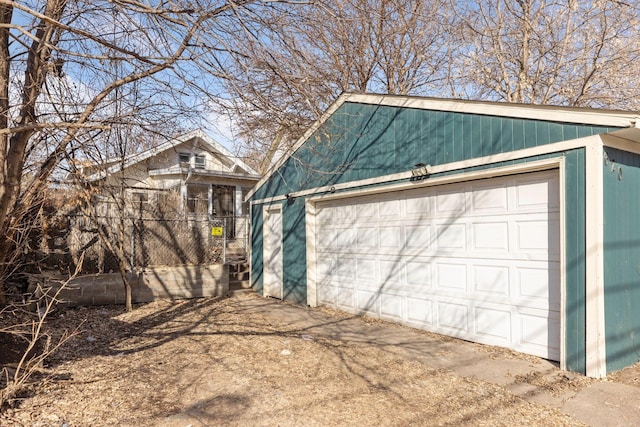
[[0, 0, 258, 302], [206, 0, 454, 170], [451, 0, 640, 108]]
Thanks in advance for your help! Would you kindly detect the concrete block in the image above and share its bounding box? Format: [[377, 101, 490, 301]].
[[81, 284, 106, 296], [92, 294, 117, 306]]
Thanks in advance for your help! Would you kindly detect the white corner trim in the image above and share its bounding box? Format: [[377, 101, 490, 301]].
[[558, 157, 568, 372], [305, 201, 318, 307], [584, 138, 607, 378]]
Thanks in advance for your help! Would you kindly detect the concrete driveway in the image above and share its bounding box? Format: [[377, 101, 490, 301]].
[[167, 290, 640, 427]]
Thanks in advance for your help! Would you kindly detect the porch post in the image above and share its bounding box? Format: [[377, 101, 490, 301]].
[[235, 185, 243, 216]]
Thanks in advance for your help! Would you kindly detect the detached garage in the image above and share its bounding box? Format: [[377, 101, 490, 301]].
[[246, 93, 640, 378]]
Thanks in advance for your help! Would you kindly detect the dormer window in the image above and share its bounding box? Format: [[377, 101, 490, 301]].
[[195, 154, 206, 169], [179, 153, 190, 166]]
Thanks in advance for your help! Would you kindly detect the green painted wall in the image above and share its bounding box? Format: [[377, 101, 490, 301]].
[[564, 149, 587, 374], [250, 201, 265, 295], [281, 197, 308, 304], [252, 102, 617, 201], [603, 147, 640, 372]]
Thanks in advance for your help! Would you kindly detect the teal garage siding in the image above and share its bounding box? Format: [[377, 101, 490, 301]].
[[250, 200, 266, 295], [251, 102, 618, 201], [281, 197, 308, 304], [603, 147, 640, 372], [564, 149, 587, 374]]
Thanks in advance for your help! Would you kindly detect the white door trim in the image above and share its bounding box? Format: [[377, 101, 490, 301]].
[[263, 204, 283, 299], [585, 140, 607, 378]]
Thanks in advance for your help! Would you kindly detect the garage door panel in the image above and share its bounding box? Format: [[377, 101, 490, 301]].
[[336, 287, 355, 311], [314, 169, 561, 361], [405, 225, 432, 248], [474, 306, 512, 342], [519, 313, 560, 359], [436, 190, 466, 214], [356, 227, 377, 249], [405, 192, 432, 217], [516, 263, 561, 310], [472, 265, 510, 296], [356, 202, 377, 218], [407, 298, 434, 326], [380, 227, 402, 248], [515, 176, 560, 210], [406, 261, 432, 287], [472, 184, 509, 213], [380, 294, 403, 321], [336, 228, 356, 249], [437, 301, 469, 332], [436, 263, 468, 291], [380, 199, 402, 217], [379, 259, 404, 286], [356, 258, 377, 282], [356, 289, 379, 313], [473, 222, 509, 251]]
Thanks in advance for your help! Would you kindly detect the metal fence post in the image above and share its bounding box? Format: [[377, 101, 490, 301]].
[[223, 217, 227, 264]]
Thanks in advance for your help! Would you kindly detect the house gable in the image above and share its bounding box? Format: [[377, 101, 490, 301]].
[[87, 130, 258, 182], [249, 96, 632, 201]]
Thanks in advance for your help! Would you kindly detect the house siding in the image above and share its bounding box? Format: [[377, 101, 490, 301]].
[[603, 147, 640, 372]]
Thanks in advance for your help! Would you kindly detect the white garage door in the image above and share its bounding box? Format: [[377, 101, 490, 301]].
[[313, 170, 561, 360]]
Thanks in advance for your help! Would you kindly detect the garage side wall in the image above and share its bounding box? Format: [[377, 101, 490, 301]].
[[250, 103, 619, 202], [251, 203, 264, 294], [282, 197, 308, 304], [564, 149, 587, 374], [603, 147, 640, 372]]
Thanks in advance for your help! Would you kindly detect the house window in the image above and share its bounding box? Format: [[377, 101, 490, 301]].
[[186, 184, 209, 214], [194, 154, 206, 169], [212, 185, 234, 217], [179, 153, 190, 166]]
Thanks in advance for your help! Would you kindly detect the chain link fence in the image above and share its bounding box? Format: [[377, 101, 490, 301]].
[[41, 213, 249, 275]]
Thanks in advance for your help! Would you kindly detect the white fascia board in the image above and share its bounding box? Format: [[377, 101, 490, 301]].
[[246, 92, 637, 201], [249, 134, 600, 206], [584, 137, 607, 378], [601, 128, 640, 154], [346, 94, 639, 128]]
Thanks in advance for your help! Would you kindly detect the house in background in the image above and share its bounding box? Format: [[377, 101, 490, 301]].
[[247, 93, 640, 378], [83, 130, 260, 230]]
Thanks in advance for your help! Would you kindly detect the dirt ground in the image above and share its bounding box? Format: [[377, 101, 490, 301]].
[[1, 292, 638, 426]]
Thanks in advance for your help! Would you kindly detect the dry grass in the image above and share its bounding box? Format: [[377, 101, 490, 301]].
[[1, 294, 587, 426]]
